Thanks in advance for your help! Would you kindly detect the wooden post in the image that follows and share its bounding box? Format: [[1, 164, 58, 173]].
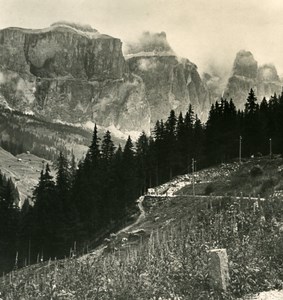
[[208, 248, 230, 291]]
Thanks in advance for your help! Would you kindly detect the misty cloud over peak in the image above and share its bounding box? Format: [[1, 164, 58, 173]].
[[233, 50, 258, 79], [124, 31, 175, 56], [258, 64, 280, 82]]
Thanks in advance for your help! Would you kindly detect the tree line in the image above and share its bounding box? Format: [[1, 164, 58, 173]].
[[1, 88, 283, 273]]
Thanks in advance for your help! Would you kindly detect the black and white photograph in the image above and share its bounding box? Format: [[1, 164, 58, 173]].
[[1, 1, 283, 299]]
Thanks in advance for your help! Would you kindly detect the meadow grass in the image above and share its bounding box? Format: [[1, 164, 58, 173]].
[[2, 193, 283, 300]]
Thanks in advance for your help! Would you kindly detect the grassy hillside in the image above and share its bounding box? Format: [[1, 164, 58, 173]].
[[0, 147, 53, 206], [1, 157, 283, 299]]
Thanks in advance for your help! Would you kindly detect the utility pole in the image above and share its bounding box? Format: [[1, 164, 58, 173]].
[[28, 238, 31, 266], [269, 138, 272, 160], [192, 158, 195, 196], [239, 136, 242, 164]]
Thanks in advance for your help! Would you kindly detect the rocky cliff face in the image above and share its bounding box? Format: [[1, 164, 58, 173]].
[[224, 50, 282, 107], [127, 55, 210, 122], [0, 23, 150, 135], [0, 24, 210, 136], [0, 24, 125, 80], [125, 32, 211, 122]]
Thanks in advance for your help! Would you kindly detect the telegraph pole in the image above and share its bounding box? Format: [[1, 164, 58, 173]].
[[239, 136, 242, 164], [192, 158, 195, 196], [269, 138, 272, 160]]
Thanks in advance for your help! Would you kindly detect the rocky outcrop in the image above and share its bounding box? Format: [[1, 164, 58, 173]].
[[126, 32, 211, 122], [0, 24, 210, 135], [224, 50, 282, 107], [127, 55, 210, 122]]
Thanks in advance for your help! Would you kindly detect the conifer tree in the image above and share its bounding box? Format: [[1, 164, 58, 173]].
[[111, 144, 125, 219], [56, 151, 71, 198], [73, 124, 102, 237], [32, 164, 64, 258], [165, 110, 177, 179], [176, 112, 187, 173], [85, 124, 100, 166], [183, 105, 195, 167], [100, 131, 116, 224], [122, 136, 138, 209], [136, 131, 149, 194], [55, 152, 79, 248], [0, 172, 19, 272], [244, 89, 260, 155], [101, 130, 115, 163], [245, 89, 259, 114]]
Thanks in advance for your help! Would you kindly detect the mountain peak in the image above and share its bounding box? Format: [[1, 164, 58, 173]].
[[232, 50, 258, 79]]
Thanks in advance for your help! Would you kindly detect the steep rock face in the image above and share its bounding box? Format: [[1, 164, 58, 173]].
[[257, 64, 282, 97], [127, 55, 210, 122], [232, 50, 258, 79], [202, 72, 227, 105], [224, 50, 282, 107], [0, 24, 126, 80], [0, 25, 209, 135], [126, 32, 211, 122], [0, 23, 150, 134]]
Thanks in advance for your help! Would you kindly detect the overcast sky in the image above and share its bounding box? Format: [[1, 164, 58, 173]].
[[1, 0, 283, 75]]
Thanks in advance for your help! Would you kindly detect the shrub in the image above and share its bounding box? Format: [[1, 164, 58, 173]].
[[204, 184, 214, 195], [260, 177, 274, 195], [250, 165, 263, 177]]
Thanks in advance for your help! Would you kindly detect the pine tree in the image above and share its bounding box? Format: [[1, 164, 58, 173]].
[[153, 120, 166, 184], [101, 130, 115, 163], [85, 124, 100, 166], [56, 152, 71, 198], [32, 164, 62, 258], [55, 152, 79, 249], [111, 145, 125, 219], [193, 115, 205, 168], [100, 131, 116, 224], [244, 89, 260, 155], [122, 136, 138, 210], [0, 172, 20, 272], [136, 131, 149, 194], [245, 89, 259, 114], [183, 105, 195, 168], [164, 110, 177, 179]]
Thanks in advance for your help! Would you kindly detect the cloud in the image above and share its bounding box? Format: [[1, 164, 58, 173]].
[[138, 59, 157, 71], [125, 31, 173, 55]]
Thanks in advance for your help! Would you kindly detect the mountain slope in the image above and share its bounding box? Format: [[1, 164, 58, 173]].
[[0, 147, 52, 205], [3, 157, 283, 299]]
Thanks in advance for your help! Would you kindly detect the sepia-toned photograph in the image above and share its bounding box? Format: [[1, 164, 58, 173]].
[[0, 1, 283, 299]]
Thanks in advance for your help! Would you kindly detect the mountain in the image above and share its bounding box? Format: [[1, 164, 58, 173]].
[[0, 23, 211, 136], [125, 32, 211, 122], [224, 50, 282, 107]]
